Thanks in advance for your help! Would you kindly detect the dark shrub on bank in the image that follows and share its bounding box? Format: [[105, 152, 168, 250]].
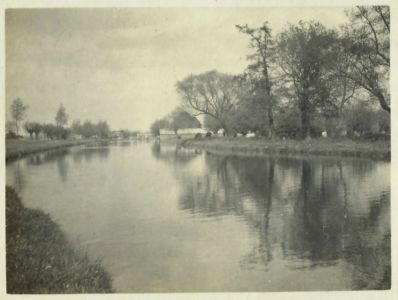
[[6, 131, 19, 139], [359, 132, 390, 142], [6, 187, 113, 294]]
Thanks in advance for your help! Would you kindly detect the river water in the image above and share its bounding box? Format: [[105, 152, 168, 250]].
[[6, 141, 390, 292]]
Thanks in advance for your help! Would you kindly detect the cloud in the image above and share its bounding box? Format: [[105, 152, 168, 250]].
[[6, 7, 349, 131]]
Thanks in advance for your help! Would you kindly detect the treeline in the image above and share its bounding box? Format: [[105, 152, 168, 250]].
[[7, 100, 113, 140], [175, 6, 390, 140], [70, 120, 111, 139], [21, 120, 112, 140], [24, 122, 70, 140]]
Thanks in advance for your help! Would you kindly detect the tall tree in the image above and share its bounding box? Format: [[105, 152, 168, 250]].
[[277, 21, 339, 139], [228, 75, 270, 135], [10, 98, 28, 136], [55, 104, 68, 127], [341, 6, 390, 113], [176, 70, 239, 136], [236, 22, 276, 138], [317, 41, 360, 136]]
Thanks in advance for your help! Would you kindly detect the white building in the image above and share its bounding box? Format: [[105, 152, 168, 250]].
[[160, 128, 209, 136], [137, 132, 153, 139]]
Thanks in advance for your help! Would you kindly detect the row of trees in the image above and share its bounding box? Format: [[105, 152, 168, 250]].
[[176, 6, 390, 139], [71, 120, 111, 139], [7, 99, 113, 140], [23, 122, 70, 140], [18, 104, 90, 140], [7, 100, 70, 139], [23, 120, 112, 140]]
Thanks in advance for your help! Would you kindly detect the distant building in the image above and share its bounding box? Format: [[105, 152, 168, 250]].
[[111, 131, 123, 139], [70, 134, 83, 140], [137, 132, 153, 139], [160, 128, 208, 136]]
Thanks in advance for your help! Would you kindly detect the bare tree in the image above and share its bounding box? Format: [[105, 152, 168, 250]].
[[176, 70, 239, 136], [10, 98, 28, 136], [342, 6, 390, 113], [322, 41, 359, 122]]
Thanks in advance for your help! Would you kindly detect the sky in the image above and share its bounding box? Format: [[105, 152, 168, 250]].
[[6, 7, 350, 131]]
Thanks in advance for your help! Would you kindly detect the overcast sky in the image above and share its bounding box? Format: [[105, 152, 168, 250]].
[[6, 7, 349, 131]]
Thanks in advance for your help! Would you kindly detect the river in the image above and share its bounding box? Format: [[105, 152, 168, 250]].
[[6, 141, 391, 292]]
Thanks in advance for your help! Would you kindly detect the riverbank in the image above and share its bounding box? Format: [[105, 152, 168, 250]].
[[6, 186, 113, 293], [182, 137, 390, 160], [5, 138, 106, 162]]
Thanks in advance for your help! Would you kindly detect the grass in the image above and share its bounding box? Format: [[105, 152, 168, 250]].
[[6, 186, 114, 294], [5, 138, 105, 162], [182, 136, 390, 160]]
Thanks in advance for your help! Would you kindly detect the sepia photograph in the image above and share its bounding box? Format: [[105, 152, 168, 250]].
[[2, 0, 394, 297]]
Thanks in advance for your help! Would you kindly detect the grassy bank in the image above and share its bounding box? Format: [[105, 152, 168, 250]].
[[6, 186, 113, 294], [182, 137, 390, 160], [6, 138, 105, 162]]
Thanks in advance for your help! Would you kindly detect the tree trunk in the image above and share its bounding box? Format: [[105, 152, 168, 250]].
[[263, 159, 274, 262], [375, 90, 390, 113], [223, 127, 229, 137], [267, 106, 274, 139], [219, 119, 230, 137], [299, 96, 311, 139], [264, 81, 274, 139]]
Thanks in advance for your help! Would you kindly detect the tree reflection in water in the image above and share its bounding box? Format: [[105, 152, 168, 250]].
[[12, 160, 25, 193], [72, 147, 110, 164], [21, 147, 111, 182], [152, 144, 390, 289]]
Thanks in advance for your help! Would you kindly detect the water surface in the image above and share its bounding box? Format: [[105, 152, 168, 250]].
[[6, 141, 390, 292]]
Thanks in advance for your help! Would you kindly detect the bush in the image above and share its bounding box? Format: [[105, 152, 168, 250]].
[[6, 131, 18, 139], [360, 132, 390, 141], [344, 103, 376, 137], [377, 110, 390, 134], [275, 108, 301, 138]]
